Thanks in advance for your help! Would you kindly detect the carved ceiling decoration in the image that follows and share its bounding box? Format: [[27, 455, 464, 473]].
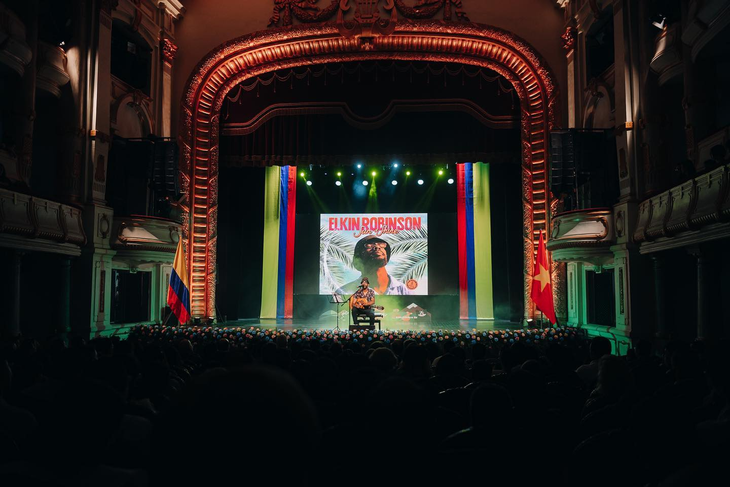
[[179, 21, 559, 320], [219, 60, 519, 166], [562, 26, 576, 52], [268, 0, 469, 29], [162, 38, 178, 65], [221, 61, 517, 132]]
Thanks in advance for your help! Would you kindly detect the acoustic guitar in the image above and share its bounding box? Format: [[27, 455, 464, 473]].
[[351, 297, 384, 310]]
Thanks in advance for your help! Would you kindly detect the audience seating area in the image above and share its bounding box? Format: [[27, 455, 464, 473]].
[[0, 325, 729, 487]]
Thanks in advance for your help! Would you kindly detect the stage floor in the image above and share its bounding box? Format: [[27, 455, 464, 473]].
[[215, 318, 524, 332]]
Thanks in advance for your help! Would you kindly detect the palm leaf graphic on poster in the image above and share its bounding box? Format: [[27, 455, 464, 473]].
[[320, 226, 354, 291], [388, 226, 428, 282]]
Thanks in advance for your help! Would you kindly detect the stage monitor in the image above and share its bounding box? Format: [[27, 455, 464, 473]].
[[319, 213, 428, 295]]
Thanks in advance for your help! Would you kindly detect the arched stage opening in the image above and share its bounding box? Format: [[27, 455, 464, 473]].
[[178, 21, 560, 323]]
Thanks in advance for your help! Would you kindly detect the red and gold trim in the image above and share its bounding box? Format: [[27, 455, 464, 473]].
[[178, 21, 559, 320]]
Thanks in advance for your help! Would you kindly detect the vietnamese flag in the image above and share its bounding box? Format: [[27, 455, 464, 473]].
[[531, 231, 557, 324]]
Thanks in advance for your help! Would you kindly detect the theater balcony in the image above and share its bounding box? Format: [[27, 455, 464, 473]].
[[547, 209, 627, 350], [634, 163, 730, 252], [0, 3, 32, 77], [36, 42, 70, 98], [0, 188, 86, 255], [106, 216, 180, 330], [681, 0, 730, 61], [650, 23, 683, 86], [547, 209, 615, 266], [110, 215, 180, 258]]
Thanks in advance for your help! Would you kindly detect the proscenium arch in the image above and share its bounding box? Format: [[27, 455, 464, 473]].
[[179, 21, 560, 320]]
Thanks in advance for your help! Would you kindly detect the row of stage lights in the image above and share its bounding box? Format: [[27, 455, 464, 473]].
[[299, 163, 455, 187]]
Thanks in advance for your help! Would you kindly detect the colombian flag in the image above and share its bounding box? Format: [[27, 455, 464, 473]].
[[167, 237, 190, 324]]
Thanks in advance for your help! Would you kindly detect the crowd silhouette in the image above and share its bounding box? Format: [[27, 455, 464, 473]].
[[0, 325, 728, 486]]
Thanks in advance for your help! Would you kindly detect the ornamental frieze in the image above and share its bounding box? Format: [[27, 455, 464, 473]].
[[268, 0, 469, 29]]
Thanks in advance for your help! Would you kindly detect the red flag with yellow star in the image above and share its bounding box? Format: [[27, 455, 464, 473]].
[[531, 231, 557, 324]]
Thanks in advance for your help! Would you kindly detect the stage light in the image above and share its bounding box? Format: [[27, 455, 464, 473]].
[[335, 180, 342, 187], [300, 172, 305, 178], [393, 163, 399, 168], [447, 178, 454, 184], [438, 169, 444, 176], [651, 14, 666, 29], [306, 180, 312, 186], [371, 171, 377, 177], [356, 163, 362, 169], [391, 180, 398, 186], [362, 180, 369, 186], [406, 171, 411, 176], [417, 179, 424, 185], [337, 172, 342, 177]]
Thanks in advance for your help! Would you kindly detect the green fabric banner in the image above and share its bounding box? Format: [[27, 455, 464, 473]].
[[260, 166, 281, 319], [473, 162, 494, 319]]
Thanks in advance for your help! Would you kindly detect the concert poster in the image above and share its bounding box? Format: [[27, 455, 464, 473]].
[[319, 213, 428, 296]]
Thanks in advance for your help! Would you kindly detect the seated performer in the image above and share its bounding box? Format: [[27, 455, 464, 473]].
[[351, 277, 376, 327]]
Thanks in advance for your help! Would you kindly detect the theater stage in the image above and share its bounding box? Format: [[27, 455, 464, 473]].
[[98, 317, 533, 339], [214, 318, 526, 333]]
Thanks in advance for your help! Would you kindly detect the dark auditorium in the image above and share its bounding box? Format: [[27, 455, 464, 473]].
[[1, 1, 729, 486]]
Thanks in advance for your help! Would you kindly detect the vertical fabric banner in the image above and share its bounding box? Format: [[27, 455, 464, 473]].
[[284, 166, 297, 318], [260, 166, 281, 319], [464, 163, 477, 318], [472, 163, 494, 319], [457, 162, 494, 320], [276, 166, 297, 319], [457, 164, 469, 319], [262, 165, 297, 320]]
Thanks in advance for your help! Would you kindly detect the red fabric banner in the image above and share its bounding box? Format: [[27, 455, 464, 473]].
[[456, 164, 468, 320], [284, 165, 297, 318]]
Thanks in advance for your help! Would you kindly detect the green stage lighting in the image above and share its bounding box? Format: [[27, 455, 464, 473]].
[[371, 171, 377, 177], [337, 172, 342, 177], [406, 170, 411, 176], [300, 172, 305, 178], [438, 169, 444, 176]]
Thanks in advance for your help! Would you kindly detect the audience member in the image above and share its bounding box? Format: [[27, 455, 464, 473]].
[[576, 336, 612, 387], [0, 324, 726, 487]]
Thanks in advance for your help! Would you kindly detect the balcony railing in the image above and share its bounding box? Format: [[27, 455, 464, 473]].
[[111, 215, 180, 253], [634, 163, 730, 243], [0, 188, 86, 250], [37, 41, 70, 98], [548, 208, 614, 248], [650, 23, 682, 86]]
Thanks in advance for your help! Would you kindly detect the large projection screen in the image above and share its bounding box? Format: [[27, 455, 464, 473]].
[[319, 213, 428, 295]]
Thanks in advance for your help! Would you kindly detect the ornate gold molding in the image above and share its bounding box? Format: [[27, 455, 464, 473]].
[[179, 21, 560, 319]]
